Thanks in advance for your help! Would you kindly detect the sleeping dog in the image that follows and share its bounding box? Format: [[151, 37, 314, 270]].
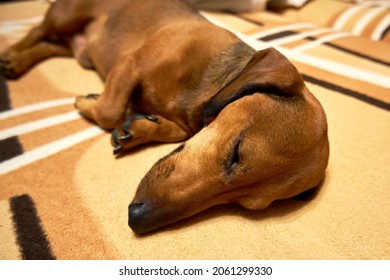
[[0, 0, 329, 234]]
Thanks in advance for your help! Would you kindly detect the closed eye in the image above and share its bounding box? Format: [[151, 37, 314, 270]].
[[225, 137, 241, 175]]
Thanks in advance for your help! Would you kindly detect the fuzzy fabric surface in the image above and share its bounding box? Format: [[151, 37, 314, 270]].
[[0, 0, 389, 259]]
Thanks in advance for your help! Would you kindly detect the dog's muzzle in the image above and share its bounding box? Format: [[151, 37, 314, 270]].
[[128, 201, 182, 234], [128, 202, 148, 234]]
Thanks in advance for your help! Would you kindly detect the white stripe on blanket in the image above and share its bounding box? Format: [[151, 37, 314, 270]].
[[352, 7, 388, 36], [0, 127, 104, 175], [0, 111, 81, 141], [332, 3, 372, 31], [265, 28, 333, 46], [0, 98, 75, 120], [201, 11, 390, 88], [371, 13, 390, 41], [293, 32, 351, 52]]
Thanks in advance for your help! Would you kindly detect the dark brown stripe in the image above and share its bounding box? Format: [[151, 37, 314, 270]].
[[0, 75, 11, 112], [380, 24, 390, 41], [306, 35, 390, 67], [10, 194, 56, 260], [258, 30, 390, 67], [324, 42, 390, 68], [0, 137, 23, 162], [303, 74, 390, 111], [235, 13, 264, 26], [258, 30, 296, 42]]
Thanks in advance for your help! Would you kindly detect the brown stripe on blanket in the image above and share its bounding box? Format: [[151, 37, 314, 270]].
[[255, 29, 390, 68], [0, 104, 91, 156], [304, 45, 390, 80], [273, 0, 390, 42], [296, 35, 389, 68], [0, 137, 23, 162], [10, 194, 56, 260], [0, 136, 117, 259], [307, 37, 390, 67], [295, 61, 390, 106], [382, 25, 390, 42], [329, 36, 390, 64], [323, 42, 390, 68], [341, 7, 389, 39], [303, 74, 390, 111], [362, 9, 389, 39], [342, 7, 372, 32], [258, 31, 390, 67], [0, 76, 11, 112], [257, 30, 297, 41]]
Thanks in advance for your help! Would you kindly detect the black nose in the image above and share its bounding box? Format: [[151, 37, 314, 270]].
[[128, 203, 147, 234]]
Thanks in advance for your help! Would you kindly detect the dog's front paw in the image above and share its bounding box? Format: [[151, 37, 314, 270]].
[[0, 56, 18, 79], [111, 114, 159, 154], [75, 93, 100, 120], [0, 51, 27, 79]]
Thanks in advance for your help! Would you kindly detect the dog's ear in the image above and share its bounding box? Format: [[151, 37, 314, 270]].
[[203, 48, 304, 118]]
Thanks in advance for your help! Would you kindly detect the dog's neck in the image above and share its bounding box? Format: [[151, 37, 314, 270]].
[[204, 42, 255, 93], [187, 42, 255, 131]]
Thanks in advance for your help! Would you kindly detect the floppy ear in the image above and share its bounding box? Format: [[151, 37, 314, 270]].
[[203, 47, 305, 118]]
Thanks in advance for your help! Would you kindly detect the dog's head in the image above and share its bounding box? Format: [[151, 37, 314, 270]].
[[128, 48, 329, 234]]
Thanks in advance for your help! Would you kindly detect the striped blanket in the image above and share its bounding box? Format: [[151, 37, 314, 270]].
[[0, 0, 389, 259]]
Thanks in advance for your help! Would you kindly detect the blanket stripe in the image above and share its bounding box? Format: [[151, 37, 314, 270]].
[[0, 76, 11, 113], [303, 74, 390, 111], [372, 13, 390, 40], [0, 111, 81, 141], [0, 98, 75, 120], [0, 137, 23, 163], [0, 127, 103, 175], [255, 29, 390, 67], [273, 0, 390, 42], [323, 42, 390, 67], [10, 194, 56, 260]]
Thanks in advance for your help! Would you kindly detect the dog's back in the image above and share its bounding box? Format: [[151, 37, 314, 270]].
[[47, 0, 207, 77], [62, 0, 254, 132]]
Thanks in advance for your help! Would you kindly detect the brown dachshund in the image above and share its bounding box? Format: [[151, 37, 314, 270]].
[[0, 0, 329, 234]]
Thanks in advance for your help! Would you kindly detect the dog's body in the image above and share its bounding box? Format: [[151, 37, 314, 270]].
[[0, 0, 329, 234]]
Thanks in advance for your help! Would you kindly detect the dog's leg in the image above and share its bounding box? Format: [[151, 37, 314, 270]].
[[3, 25, 48, 54], [1, 0, 96, 78], [0, 40, 71, 79], [0, 23, 65, 79], [75, 56, 140, 129], [111, 114, 189, 154]]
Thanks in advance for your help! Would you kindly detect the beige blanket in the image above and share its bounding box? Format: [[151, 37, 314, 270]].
[[0, 0, 389, 259]]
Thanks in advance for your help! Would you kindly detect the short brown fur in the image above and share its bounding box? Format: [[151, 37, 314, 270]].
[[0, 0, 329, 234]]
